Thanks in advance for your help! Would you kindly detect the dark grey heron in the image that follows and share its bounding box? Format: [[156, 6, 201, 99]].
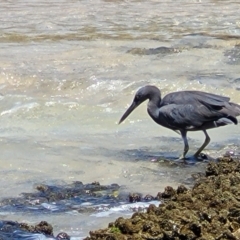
[[119, 85, 240, 159]]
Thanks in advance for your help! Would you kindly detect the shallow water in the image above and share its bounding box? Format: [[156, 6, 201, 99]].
[[0, 0, 240, 238]]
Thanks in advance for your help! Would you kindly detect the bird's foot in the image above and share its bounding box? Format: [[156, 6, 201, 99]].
[[192, 154, 203, 160], [193, 153, 213, 161], [176, 153, 213, 164], [175, 157, 197, 165], [175, 155, 187, 163], [176, 153, 208, 164], [178, 154, 186, 160]]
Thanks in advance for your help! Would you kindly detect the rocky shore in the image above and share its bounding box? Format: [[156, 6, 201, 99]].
[[1, 155, 240, 239], [84, 156, 240, 240]]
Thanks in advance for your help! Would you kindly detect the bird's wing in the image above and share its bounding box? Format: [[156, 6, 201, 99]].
[[162, 91, 230, 109], [159, 103, 235, 129]]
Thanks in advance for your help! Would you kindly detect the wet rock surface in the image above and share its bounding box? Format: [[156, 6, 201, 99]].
[[0, 181, 123, 214], [0, 220, 70, 239], [84, 156, 240, 240]]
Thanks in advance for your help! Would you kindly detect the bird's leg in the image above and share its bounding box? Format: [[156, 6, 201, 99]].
[[179, 130, 189, 160], [193, 129, 210, 158]]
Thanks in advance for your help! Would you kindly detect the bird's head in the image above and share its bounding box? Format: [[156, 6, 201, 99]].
[[118, 85, 160, 124]]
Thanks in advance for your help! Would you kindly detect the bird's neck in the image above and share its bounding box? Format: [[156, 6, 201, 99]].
[[147, 96, 161, 119], [149, 95, 162, 108]]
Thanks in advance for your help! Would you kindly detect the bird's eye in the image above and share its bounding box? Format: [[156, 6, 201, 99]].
[[135, 95, 140, 101]]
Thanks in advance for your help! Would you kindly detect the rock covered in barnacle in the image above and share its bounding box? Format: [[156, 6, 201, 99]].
[[84, 156, 240, 240]]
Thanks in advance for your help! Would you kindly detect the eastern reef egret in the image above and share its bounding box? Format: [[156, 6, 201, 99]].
[[119, 85, 240, 159]]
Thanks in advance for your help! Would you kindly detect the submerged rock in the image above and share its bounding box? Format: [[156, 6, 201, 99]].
[[0, 181, 122, 214], [84, 156, 240, 239], [127, 46, 180, 55], [224, 44, 240, 65]]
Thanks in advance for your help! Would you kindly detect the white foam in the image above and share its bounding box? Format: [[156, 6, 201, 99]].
[[91, 201, 160, 217], [1, 102, 39, 116]]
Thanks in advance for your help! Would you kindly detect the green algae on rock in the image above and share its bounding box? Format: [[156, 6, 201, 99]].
[[84, 156, 240, 240]]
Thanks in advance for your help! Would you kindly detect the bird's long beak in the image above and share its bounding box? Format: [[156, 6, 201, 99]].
[[118, 101, 138, 124]]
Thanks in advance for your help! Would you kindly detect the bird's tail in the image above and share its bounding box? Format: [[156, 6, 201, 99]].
[[230, 102, 240, 116]]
